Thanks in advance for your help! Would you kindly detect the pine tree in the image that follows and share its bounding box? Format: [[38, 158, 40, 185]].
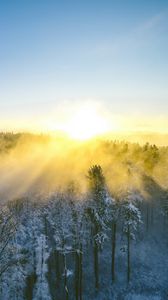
[[87, 165, 109, 290], [109, 197, 120, 283], [121, 190, 142, 283]]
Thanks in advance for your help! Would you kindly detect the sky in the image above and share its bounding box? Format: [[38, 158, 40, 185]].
[[0, 0, 168, 133]]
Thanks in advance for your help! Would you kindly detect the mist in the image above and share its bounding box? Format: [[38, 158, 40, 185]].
[[0, 132, 167, 202]]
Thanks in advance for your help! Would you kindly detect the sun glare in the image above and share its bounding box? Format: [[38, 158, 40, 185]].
[[67, 109, 109, 140], [52, 106, 110, 140]]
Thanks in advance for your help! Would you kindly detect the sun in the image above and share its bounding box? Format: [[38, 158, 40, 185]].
[[67, 109, 109, 140], [57, 106, 110, 140]]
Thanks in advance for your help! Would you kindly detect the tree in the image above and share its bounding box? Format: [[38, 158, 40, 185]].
[[161, 190, 168, 228], [33, 233, 51, 300], [70, 196, 87, 300], [121, 191, 142, 283], [109, 197, 120, 283], [87, 165, 109, 290], [46, 192, 74, 299], [0, 204, 17, 278]]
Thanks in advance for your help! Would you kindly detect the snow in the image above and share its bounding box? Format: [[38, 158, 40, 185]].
[[125, 295, 162, 300], [0, 168, 168, 299]]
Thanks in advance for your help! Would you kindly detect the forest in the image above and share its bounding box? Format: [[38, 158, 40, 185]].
[[0, 132, 168, 300]]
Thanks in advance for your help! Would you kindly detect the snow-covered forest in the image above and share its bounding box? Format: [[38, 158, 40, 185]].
[[0, 133, 168, 300]]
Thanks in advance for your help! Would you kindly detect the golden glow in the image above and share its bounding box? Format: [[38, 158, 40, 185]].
[[3, 101, 168, 138], [0, 130, 168, 201], [48, 105, 111, 140], [64, 108, 109, 140]]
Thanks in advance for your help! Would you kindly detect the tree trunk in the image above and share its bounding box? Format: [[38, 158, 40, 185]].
[[127, 225, 130, 283], [63, 254, 69, 300], [55, 250, 61, 287], [41, 237, 44, 281], [111, 221, 116, 283], [79, 243, 83, 300], [75, 250, 80, 300], [146, 203, 149, 232], [94, 241, 99, 290], [151, 204, 154, 226], [75, 243, 83, 300], [25, 272, 37, 300]]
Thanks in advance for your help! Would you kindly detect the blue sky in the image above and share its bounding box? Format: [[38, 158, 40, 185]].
[[0, 0, 168, 131]]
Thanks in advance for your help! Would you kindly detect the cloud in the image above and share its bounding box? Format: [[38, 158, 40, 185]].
[[91, 11, 167, 57], [135, 12, 165, 32]]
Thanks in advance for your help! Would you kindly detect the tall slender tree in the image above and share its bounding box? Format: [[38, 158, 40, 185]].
[[121, 191, 142, 283], [87, 165, 109, 291]]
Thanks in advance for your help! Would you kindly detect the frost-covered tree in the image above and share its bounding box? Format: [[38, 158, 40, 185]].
[[8, 197, 47, 300], [0, 198, 36, 299], [0, 204, 17, 278], [33, 233, 51, 300], [87, 165, 110, 290], [109, 196, 120, 283], [121, 190, 142, 283], [46, 192, 74, 299], [0, 235, 26, 300], [161, 190, 168, 217], [69, 195, 88, 300]]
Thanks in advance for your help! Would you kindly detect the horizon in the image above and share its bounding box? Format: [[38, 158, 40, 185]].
[[0, 130, 168, 147]]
